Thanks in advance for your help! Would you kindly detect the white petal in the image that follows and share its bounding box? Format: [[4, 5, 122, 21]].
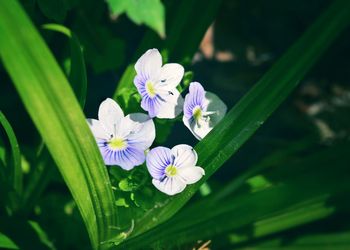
[[182, 116, 211, 140], [122, 113, 155, 149], [158, 63, 184, 90], [177, 166, 205, 184], [98, 98, 124, 136], [135, 48, 162, 79], [172, 144, 198, 168], [86, 119, 109, 139], [157, 89, 184, 119], [203, 92, 227, 124], [152, 177, 186, 196]]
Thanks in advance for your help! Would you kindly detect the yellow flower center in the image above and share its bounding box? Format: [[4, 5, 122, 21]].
[[146, 81, 157, 98], [193, 107, 202, 121], [165, 165, 177, 177], [108, 138, 127, 150]]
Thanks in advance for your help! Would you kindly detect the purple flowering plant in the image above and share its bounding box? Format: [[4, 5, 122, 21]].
[[87, 48, 226, 196]]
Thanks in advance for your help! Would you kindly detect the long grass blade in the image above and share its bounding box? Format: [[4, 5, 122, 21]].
[[0, 1, 116, 248], [43, 23, 88, 108], [0, 111, 22, 196], [128, 0, 350, 238]]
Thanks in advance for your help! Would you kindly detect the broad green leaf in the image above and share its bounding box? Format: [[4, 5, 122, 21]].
[[125, 0, 350, 238], [0, 111, 22, 196], [118, 142, 350, 248], [23, 24, 88, 211], [0, 1, 116, 249], [43, 24, 88, 108], [107, 0, 165, 38]]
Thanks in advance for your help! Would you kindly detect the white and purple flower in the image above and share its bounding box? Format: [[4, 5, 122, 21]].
[[134, 48, 184, 119], [183, 82, 227, 140], [87, 98, 155, 170], [146, 145, 205, 195]]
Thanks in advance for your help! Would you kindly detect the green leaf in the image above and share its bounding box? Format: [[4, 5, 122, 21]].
[[107, 0, 165, 38], [0, 233, 18, 249], [118, 142, 350, 248], [0, 1, 116, 248], [0, 217, 54, 250], [0, 111, 22, 196], [126, 0, 350, 238], [42, 24, 88, 108]]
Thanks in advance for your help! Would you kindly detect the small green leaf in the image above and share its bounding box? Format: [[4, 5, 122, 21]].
[[106, 0, 165, 38], [115, 198, 129, 208]]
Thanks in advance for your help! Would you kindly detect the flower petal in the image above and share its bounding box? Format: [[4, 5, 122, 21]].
[[135, 48, 162, 80], [172, 144, 198, 168], [183, 82, 206, 119], [146, 146, 173, 180], [183, 89, 227, 140], [86, 119, 109, 140], [157, 89, 184, 119], [98, 98, 124, 136], [99, 143, 145, 170], [141, 96, 162, 118], [123, 113, 156, 149], [158, 63, 184, 90], [182, 116, 211, 140], [177, 166, 205, 185], [152, 177, 186, 196]]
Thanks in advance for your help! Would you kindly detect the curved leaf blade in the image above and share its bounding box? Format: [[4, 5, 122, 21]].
[[129, 0, 350, 237], [0, 111, 22, 196], [43, 23, 88, 108], [0, 1, 116, 248]]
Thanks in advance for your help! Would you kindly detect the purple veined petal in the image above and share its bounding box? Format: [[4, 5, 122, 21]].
[[141, 96, 162, 118], [152, 176, 186, 196], [177, 166, 205, 185], [183, 82, 206, 119], [134, 48, 162, 80], [134, 74, 148, 95], [122, 113, 156, 150], [98, 98, 124, 136], [86, 119, 109, 140], [99, 141, 145, 170], [146, 146, 174, 180], [157, 89, 184, 119], [158, 63, 184, 90], [172, 144, 198, 168]]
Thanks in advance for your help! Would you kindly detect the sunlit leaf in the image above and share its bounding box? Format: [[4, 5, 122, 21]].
[[107, 0, 165, 38], [0, 1, 116, 248]]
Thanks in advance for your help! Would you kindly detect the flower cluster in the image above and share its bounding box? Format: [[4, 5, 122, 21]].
[[87, 49, 226, 195]]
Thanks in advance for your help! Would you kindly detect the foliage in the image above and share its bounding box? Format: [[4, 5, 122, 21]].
[[0, 0, 350, 249]]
